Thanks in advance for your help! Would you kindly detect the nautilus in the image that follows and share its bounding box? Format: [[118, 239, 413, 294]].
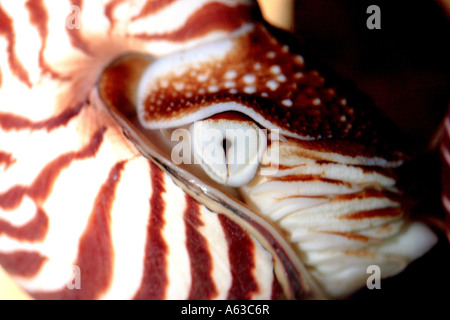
[[0, 0, 440, 300]]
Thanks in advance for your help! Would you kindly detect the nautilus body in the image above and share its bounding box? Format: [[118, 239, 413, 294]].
[[0, 0, 438, 299]]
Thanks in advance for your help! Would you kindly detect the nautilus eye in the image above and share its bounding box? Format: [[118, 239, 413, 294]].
[[188, 113, 267, 187]]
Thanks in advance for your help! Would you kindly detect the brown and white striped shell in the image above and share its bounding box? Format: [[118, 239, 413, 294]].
[[0, 0, 437, 299]]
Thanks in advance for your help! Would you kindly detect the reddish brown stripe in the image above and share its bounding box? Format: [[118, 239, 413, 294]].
[[132, 0, 176, 20], [66, 0, 92, 55], [276, 194, 328, 201], [0, 186, 26, 210], [270, 275, 283, 300], [133, 161, 168, 300], [27, 127, 106, 202], [25, 0, 62, 79], [32, 161, 126, 299], [65, 161, 125, 298], [0, 250, 46, 277], [356, 165, 397, 179], [269, 174, 352, 187], [0, 5, 32, 87], [184, 195, 217, 300], [218, 214, 258, 300], [134, 3, 255, 42], [269, 174, 337, 183], [0, 127, 106, 210], [319, 231, 370, 242], [0, 103, 84, 132], [0, 151, 15, 169], [104, 0, 126, 29], [341, 207, 403, 220], [0, 207, 48, 241], [332, 189, 400, 202]]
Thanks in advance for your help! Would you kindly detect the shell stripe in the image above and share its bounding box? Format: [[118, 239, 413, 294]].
[[0, 104, 84, 132], [0, 207, 48, 242], [66, 0, 94, 56], [0, 4, 32, 87], [132, 0, 177, 19], [0, 251, 46, 277], [340, 207, 403, 220], [219, 214, 258, 299], [133, 2, 256, 42], [25, 0, 62, 79], [104, 0, 127, 30], [184, 195, 217, 300], [0, 151, 15, 170], [133, 161, 168, 300]]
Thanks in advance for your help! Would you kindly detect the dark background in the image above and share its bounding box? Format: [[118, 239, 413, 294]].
[[290, 0, 450, 299], [293, 0, 449, 148]]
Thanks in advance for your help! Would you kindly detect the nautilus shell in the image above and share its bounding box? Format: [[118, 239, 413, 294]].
[[0, 0, 439, 299]]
